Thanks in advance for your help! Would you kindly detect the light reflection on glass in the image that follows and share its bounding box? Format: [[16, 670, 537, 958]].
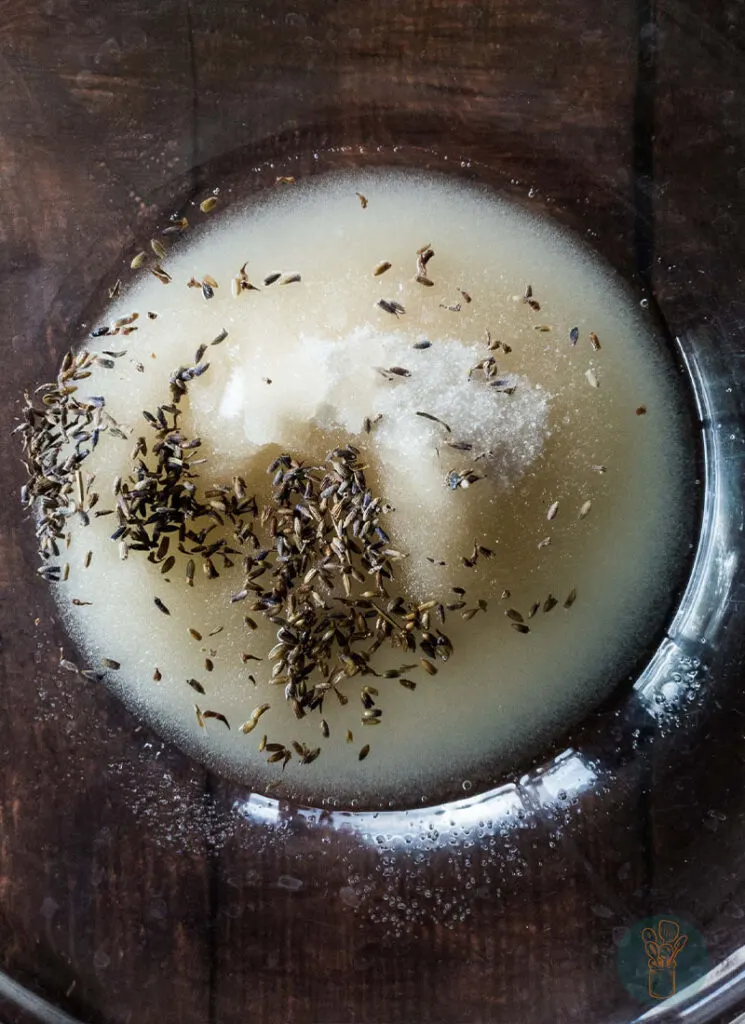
[[670, 331, 736, 648], [519, 747, 599, 808], [234, 749, 598, 844]]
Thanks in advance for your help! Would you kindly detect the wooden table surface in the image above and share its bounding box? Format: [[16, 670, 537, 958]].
[[1, 1, 745, 1022]]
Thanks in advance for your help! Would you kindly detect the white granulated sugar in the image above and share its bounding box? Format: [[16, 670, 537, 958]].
[[375, 356, 546, 482], [211, 322, 548, 572]]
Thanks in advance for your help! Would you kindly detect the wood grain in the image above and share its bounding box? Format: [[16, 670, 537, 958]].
[[0, 1, 744, 1022]]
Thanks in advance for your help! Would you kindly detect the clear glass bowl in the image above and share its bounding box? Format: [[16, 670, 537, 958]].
[[1, 1, 744, 1022]]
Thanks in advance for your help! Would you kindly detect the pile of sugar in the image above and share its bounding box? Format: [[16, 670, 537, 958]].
[[216, 324, 546, 478], [205, 323, 548, 593]]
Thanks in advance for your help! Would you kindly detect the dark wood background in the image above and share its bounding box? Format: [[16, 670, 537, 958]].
[[1, 1, 745, 1021]]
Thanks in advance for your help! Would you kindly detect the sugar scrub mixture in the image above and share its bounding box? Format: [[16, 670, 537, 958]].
[[20, 169, 695, 806]]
